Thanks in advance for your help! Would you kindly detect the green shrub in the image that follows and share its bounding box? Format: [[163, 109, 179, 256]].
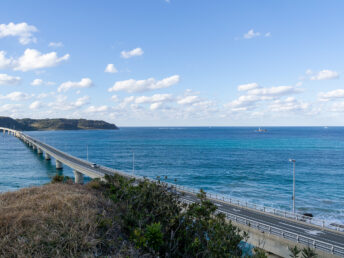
[[103, 174, 245, 257]]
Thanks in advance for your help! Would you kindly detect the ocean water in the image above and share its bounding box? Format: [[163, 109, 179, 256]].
[[0, 127, 344, 224]]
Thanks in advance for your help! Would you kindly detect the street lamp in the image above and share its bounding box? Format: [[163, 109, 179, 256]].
[[289, 159, 296, 213]]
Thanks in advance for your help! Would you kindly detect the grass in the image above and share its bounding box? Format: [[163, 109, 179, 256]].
[[0, 182, 138, 257]]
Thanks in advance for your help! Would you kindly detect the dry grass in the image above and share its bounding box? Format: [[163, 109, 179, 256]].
[[0, 183, 138, 257]]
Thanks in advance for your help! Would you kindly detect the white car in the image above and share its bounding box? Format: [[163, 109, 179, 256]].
[[91, 163, 99, 168]]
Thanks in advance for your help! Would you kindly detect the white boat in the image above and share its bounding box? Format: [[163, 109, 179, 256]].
[[256, 128, 267, 132]]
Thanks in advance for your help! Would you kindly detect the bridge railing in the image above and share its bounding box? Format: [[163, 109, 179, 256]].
[[225, 211, 344, 257], [182, 198, 344, 257]]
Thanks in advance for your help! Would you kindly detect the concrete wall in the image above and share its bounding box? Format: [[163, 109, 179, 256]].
[[231, 221, 338, 258]]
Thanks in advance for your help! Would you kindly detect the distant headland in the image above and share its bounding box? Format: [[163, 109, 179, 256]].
[[0, 116, 118, 131]]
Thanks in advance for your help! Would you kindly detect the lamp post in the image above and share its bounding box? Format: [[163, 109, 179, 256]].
[[132, 152, 135, 175], [289, 159, 296, 213]]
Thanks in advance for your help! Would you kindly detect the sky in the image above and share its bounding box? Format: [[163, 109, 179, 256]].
[[0, 0, 344, 126]]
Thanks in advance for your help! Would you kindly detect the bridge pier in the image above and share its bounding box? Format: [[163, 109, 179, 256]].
[[37, 148, 42, 154], [45, 153, 51, 160], [56, 160, 63, 169], [32, 145, 36, 151], [73, 170, 84, 184]]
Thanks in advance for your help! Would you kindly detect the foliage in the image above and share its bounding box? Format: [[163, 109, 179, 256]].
[[51, 174, 71, 183], [0, 116, 118, 131], [253, 247, 268, 258], [301, 247, 317, 258], [289, 245, 317, 258], [102, 174, 245, 257], [289, 245, 301, 258]]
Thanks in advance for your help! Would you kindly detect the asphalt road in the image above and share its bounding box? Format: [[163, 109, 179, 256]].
[[181, 192, 344, 249]]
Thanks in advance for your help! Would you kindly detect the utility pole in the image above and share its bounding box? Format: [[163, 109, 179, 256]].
[[289, 159, 296, 213], [86, 145, 89, 161], [132, 152, 135, 175]]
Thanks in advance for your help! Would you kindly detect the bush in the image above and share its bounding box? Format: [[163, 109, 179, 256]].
[[102, 174, 245, 257], [51, 174, 71, 184]]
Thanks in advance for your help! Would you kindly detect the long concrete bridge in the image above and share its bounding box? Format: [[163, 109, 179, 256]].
[[1, 127, 344, 257]]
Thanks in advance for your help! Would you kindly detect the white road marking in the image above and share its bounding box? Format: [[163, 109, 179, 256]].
[[306, 230, 323, 236], [278, 222, 318, 232]]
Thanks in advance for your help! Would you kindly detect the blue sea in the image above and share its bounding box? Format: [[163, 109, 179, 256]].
[[1, 127, 344, 224]]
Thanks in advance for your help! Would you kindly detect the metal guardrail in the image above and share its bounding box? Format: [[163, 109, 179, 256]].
[[181, 198, 344, 257], [3, 128, 344, 256], [225, 212, 344, 257]]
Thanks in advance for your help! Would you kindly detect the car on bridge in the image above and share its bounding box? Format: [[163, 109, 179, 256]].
[[91, 163, 99, 168]]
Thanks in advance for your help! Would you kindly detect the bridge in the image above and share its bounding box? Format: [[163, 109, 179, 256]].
[[1, 127, 344, 257]]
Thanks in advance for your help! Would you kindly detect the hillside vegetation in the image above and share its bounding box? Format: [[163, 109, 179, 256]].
[[0, 116, 118, 130], [0, 175, 260, 257]]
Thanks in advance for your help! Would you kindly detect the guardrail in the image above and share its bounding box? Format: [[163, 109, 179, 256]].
[[181, 198, 344, 257], [225, 211, 344, 256], [6, 129, 344, 256]]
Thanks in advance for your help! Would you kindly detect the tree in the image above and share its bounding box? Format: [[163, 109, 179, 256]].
[[289, 245, 301, 258], [103, 175, 246, 257], [301, 247, 317, 258]]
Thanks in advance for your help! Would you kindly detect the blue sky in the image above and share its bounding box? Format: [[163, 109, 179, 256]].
[[0, 0, 344, 126]]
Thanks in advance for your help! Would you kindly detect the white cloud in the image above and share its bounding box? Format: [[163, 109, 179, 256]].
[[0, 91, 30, 101], [265, 32, 271, 37], [135, 94, 173, 104], [226, 84, 302, 113], [14, 49, 70, 72], [0, 103, 22, 113], [305, 69, 313, 75], [330, 102, 344, 112], [105, 63, 118, 73], [36, 92, 54, 99], [30, 78, 55, 86], [0, 22, 37, 45], [247, 86, 300, 96], [269, 97, 309, 112], [319, 89, 344, 101], [0, 51, 13, 69], [0, 74, 21, 85], [177, 95, 199, 105], [121, 47, 144, 59], [108, 75, 180, 93], [58, 78, 93, 92], [49, 42, 63, 47], [73, 96, 90, 107], [238, 82, 259, 91], [310, 70, 339, 80], [29, 100, 42, 109], [111, 95, 119, 102], [85, 105, 108, 112], [225, 95, 260, 110], [244, 29, 260, 39], [150, 102, 163, 110]]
